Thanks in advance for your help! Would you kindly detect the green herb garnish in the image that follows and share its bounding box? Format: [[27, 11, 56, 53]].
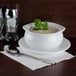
[[33, 19, 49, 30]]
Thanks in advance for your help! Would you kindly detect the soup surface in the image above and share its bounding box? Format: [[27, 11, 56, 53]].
[[29, 26, 59, 34]]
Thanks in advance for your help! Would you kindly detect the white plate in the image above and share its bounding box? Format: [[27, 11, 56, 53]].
[[18, 37, 71, 54]]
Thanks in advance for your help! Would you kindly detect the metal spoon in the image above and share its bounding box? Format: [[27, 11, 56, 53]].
[[3, 45, 56, 65]]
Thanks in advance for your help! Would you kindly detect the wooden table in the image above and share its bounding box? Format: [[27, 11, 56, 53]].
[[0, 38, 76, 76]]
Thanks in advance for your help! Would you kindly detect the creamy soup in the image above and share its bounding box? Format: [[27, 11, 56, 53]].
[[29, 26, 59, 34]]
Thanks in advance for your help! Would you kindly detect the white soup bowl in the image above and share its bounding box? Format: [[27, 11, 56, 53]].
[[23, 22, 65, 51]]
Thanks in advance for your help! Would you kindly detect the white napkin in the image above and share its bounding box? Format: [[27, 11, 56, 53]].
[[2, 51, 50, 70], [2, 46, 74, 71]]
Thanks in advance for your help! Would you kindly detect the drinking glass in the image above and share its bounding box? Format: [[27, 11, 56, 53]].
[[0, 8, 4, 40], [5, 8, 19, 41]]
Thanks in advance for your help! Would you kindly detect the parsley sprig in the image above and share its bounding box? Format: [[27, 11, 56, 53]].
[[33, 19, 49, 30]]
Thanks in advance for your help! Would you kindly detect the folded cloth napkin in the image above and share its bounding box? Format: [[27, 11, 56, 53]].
[[1, 46, 74, 71], [2, 50, 50, 70]]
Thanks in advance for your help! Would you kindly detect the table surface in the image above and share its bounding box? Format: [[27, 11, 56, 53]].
[[0, 38, 76, 76]]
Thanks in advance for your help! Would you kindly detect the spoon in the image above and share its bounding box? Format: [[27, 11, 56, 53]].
[[3, 45, 56, 65]]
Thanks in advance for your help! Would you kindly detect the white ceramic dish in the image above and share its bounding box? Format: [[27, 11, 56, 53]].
[[18, 37, 71, 54], [23, 22, 65, 50]]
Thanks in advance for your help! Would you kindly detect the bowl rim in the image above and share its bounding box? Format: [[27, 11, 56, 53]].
[[23, 22, 66, 35]]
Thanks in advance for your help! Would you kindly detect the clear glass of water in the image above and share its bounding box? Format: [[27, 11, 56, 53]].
[[0, 8, 4, 40], [5, 7, 19, 41]]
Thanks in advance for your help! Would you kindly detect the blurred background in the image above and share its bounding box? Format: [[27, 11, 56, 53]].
[[0, 0, 76, 38]]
